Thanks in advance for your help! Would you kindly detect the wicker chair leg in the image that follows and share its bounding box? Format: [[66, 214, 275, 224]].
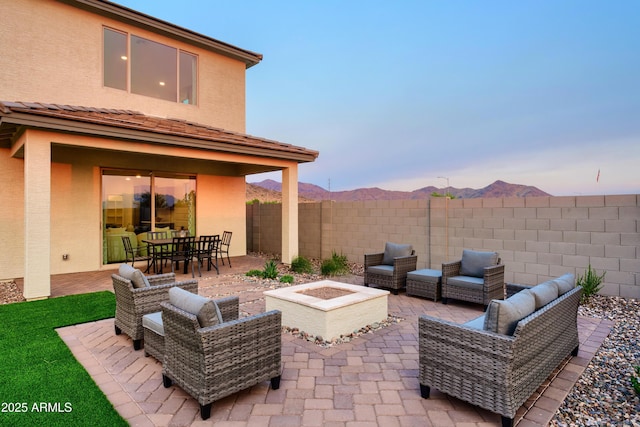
[[133, 339, 142, 351], [270, 375, 281, 390], [419, 384, 430, 399], [162, 374, 172, 388], [200, 403, 212, 420], [572, 345, 579, 356], [441, 298, 448, 304], [114, 325, 121, 335], [501, 416, 514, 427]]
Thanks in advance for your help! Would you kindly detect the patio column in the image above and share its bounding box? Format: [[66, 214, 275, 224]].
[[23, 134, 51, 300], [281, 165, 298, 264]]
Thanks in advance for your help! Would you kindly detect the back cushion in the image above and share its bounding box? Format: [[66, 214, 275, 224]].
[[553, 273, 576, 295], [529, 281, 559, 309], [168, 287, 222, 328], [382, 242, 413, 265], [459, 250, 499, 278], [484, 289, 536, 335], [119, 263, 150, 288]]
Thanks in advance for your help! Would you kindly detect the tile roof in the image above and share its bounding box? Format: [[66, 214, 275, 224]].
[[0, 101, 318, 162]]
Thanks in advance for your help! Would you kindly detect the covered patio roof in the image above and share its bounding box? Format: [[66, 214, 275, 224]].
[[0, 101, 319, 175]]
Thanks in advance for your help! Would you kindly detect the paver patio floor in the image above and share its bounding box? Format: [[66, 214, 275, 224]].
[[47, 255, 612, 426]]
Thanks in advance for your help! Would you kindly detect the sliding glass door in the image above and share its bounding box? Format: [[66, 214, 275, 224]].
[[102, 169, 196, 265]]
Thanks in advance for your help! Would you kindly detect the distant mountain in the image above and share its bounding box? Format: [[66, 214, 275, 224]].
[[248, 179, 550, 202]]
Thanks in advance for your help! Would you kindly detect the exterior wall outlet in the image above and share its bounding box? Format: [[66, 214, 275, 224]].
[[62, 254, 69, 260]]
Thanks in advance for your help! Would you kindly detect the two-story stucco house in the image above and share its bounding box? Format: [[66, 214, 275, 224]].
[[0, 0, 318, 300]]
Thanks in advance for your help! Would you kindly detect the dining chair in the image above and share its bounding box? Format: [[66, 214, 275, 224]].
[[121, 235, 152, 272], [146, 231, 168, 273], [219, 231, 232, 267], [194, 234, 219, 275], [159, 236, 196, 277]]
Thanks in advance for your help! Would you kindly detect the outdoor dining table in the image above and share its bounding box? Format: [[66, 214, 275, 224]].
[[142, 236, 220, 275]]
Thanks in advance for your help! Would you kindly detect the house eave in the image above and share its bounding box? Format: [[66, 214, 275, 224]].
[[58, 0, 263, 68]]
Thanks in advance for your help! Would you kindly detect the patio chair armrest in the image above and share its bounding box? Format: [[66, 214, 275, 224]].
[[364, 252, 385, 268], [147, 273, 177, 286], [214, 295, 240, 322], [441, 260, 462, 282], [483, 264, 505, 292], [131, 279, 198, 314], [393, 254, 418, 275]]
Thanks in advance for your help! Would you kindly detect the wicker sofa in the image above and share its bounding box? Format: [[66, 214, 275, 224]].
[[419, 274, 581, 427], [364, 242, 417, 295], [161, 288, 282, 420], [112, 264, 198, 350]]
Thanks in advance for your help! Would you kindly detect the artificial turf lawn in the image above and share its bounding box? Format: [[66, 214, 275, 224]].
[[0, 291, 127, 426]]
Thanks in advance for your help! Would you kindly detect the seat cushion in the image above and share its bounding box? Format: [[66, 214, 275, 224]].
[[553, 273, 575, 295], [463, 315, 486, 330], [459, 250, 499, 278], [367, 265, 394, 276], [142, 311, 164, 336], [382, 242, 413, 265], [119, 263, 150, 288], [484, 289, 536, 335], [168, 287, 222, 328], [529, 281, 559, 309], [447, 275, 484, 288]]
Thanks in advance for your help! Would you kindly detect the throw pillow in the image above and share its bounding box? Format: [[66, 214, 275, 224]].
[[529, 281, 559, 309], [484, 289, 536, 335], [118, 263, 149, 288], [382, 242, 413, 265], [553, 273, 575, 295], [168, 287, 223, 328], [459, 249, 499, 278]]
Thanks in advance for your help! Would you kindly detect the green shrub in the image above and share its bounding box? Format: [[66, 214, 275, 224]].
[[291, 256, 314, 274], [632, 366, 640, 396], [576, 264, 605, 302], [321, 251, 349, 276], [279, 275, 294, 284], [246, 269, 263, 277], [262, 259, 279, 279]]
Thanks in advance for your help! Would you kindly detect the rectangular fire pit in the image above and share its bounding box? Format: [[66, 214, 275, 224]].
[[264, 280, 389, 341]]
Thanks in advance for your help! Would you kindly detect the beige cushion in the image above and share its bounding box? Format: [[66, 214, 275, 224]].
[[168, 287, 222, 328], [459, 250, 499, 278], [484, 289, 536, 335], [553, 273, 575, 295], [529, 281, 559, 309], [119, 263, 150, 288], [382, 242, 413, 265]]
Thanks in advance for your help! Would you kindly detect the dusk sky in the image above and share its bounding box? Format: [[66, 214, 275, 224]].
[[117, 1, 639, 196]]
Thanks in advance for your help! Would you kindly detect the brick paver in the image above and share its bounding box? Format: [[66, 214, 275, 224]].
[[52, 255, 612, 426]]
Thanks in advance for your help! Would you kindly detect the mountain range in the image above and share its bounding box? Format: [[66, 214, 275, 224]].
[[247, 179, 550, 203]]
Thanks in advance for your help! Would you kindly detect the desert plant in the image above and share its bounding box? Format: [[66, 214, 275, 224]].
[[245, 269, 263, 277], [262, 259, 279, 279], [279, 275, 294, 284], [576, 264, 605, 302], [631, 366, 640, 396], [321, 251, 349, 276], [291, 255, 314, 274]]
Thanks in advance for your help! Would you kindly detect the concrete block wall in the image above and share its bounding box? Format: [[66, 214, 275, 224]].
[[246, 194, 640, 298]]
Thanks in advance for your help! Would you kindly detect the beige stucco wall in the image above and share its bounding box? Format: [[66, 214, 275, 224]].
[[247, 195, 640, 298], [0, 0, 247, 132]]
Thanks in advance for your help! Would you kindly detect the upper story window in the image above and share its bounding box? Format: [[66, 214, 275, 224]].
[[103, 28, 198, 105]]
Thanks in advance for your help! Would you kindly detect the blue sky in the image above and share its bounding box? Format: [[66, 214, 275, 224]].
[[117, 1, 639, 196]]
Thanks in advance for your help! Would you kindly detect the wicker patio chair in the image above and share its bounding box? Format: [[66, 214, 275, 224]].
[[112, 265, 198, 350], [364, 242, 417, 295], [441, 249, 505, 307], [161, 291, 281, 420]]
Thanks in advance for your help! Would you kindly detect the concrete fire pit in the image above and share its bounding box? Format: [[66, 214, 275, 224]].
[[264, 280, 389, 341]]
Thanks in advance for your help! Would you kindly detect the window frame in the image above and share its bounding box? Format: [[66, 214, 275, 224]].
[[102, 27, 199, 106]]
